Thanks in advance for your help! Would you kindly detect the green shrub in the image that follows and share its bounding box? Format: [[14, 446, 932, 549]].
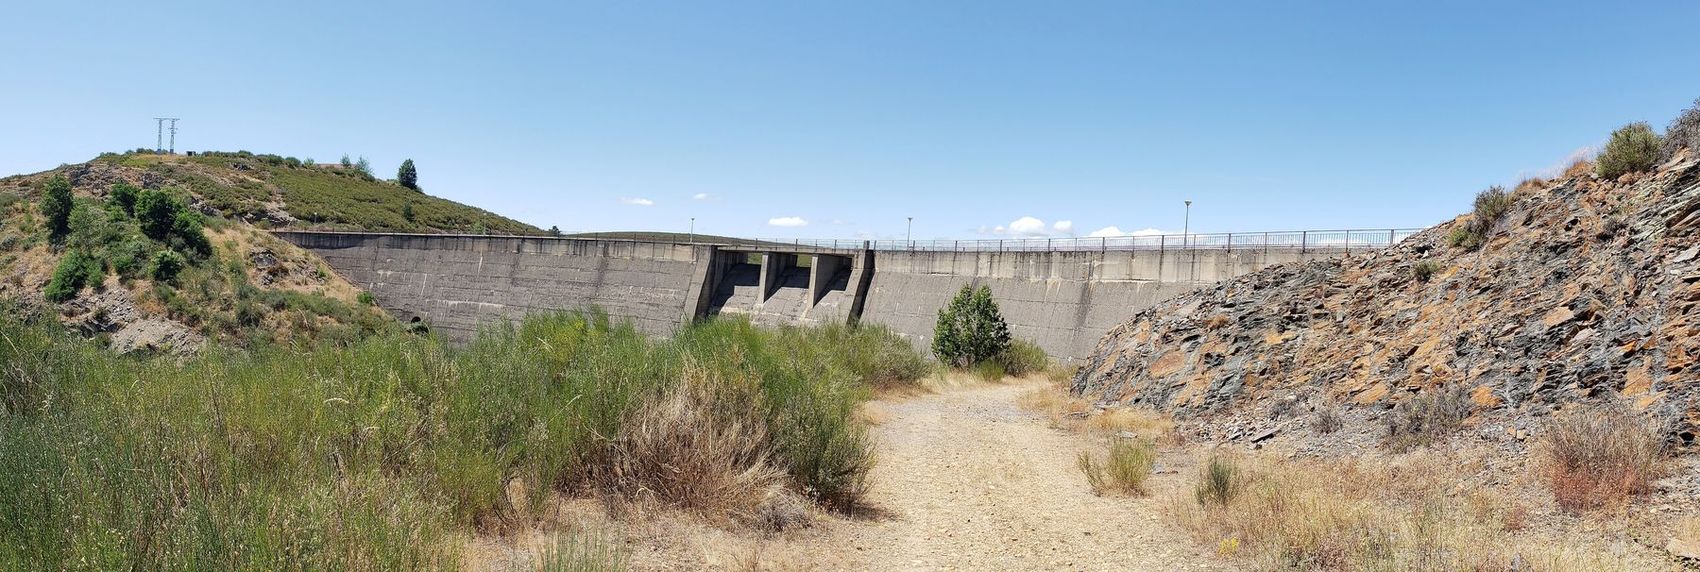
[[1665, 98, 1700, 161], [39, 176, 72, 241], [1411, 260, 1440, 282], [932, 284, 1011, 368], [1447, 186, 1512, 252], [1078, 438, 1156, 496], [781, 322, 931, 390], [0, 309, 921, 569], [1596, 122, 1663, 179], [134, 188, 210, 257], [148, 250, 186, 282], [995, 338, 1049, 377], [44, 249, 102, 302], [169, 208, 211, 257], [358, 291, 376, 305], [134, 188, 178, 241], [108, 182, 139, 216], [1195, 454, 1242, 506], [107, 237, 154, 278], [971, 359, 1006, 382]]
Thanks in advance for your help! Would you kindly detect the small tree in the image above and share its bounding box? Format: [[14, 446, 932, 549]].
[[340, 154, 353, 167], [355, 156, 372, 177], [1596, 122, 1663, 179], [108, 182, 139, 216], [401, 201, 416, 222], [548, 225, 563, 236], [135, 189, 178, 241], [932, 284, 1012, 368], [40, 175, 73, 241], [170, 209, 211, 257], [397, 159, 419, 190]]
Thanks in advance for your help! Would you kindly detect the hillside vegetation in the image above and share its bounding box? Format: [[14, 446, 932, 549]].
[[35, 151, 541, 234], [0, 150, 543, 349], [0, 310, 931, 570]]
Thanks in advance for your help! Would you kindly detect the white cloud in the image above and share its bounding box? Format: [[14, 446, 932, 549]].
[[1088, 226, 1166, 238], [767, 216, 808, 228], [1052, 220, 1074, 235], [619, 197, 655, 206], [691, 193, 711, 200], [1006, 216, 1048, 237]]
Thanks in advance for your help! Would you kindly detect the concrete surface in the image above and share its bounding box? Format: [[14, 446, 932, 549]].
[[276, 231, 1350, 360]]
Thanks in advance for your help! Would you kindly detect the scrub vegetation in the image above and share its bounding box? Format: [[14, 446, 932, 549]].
[[0, 309, 928, 569]]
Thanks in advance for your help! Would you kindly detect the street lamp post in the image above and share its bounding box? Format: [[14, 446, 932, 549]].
[[906, 217, 913, 248], [688, 217, 695, 245], [1183, 200, 1192, 248]]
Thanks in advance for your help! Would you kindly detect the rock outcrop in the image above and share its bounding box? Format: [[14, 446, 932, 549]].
[[1075, 153, 1700, 444]]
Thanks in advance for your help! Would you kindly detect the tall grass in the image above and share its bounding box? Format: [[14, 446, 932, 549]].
[[1077, 438, 1157, 496], [0, 309, 926, 569], [1538, 403, 1670, 512], [1171, 453, 1641, 571]]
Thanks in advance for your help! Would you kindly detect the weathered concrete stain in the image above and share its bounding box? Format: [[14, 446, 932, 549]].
[[276, 231, 1348, 361]]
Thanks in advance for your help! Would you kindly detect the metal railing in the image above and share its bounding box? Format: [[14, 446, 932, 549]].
[[280, 227, 1426, 254], [756, 228, 1424, 253]]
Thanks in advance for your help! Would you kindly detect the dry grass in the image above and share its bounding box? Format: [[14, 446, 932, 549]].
[[536, 528, 630, 572], [1537, 403, 1670, 513], [1564, 157, 1596, 179], [1513, 176, 1548, 195], [1168, 451, 1643, 571], [601, 366, 784, 523], [1381, 385, 1473, 452], [1077, 438, 1157, 496], [1017, 382, 1173, 440]]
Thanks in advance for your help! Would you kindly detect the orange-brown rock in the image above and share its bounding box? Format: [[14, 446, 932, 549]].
[[1074, 153, 1700, 444]]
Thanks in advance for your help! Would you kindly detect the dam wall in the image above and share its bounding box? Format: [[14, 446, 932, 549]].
[[275, 232, 712, 342], [276, 231, 1364, 360]]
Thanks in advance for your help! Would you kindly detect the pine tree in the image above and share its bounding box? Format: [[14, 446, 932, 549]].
[[397, 159, 419, 190], [40, 176, 74, 241], [932, 284, 1012, 368]]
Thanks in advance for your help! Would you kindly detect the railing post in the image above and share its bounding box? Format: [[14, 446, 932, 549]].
[[1344, 231, 1351, 255], [1226, 232, 1233, 252], [1301, 230, 1308, 254], [1160, 234, 1166, 254], [1101, 236, 1107, 252], [1389, 228, 1395, 247]]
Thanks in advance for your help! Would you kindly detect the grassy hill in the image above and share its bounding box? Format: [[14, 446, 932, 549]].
[[0, 150, 540, 235], [0, 149, 549, 350]]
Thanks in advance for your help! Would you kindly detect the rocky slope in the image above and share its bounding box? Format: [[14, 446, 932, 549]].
[[1074, 152, 1700, 445]]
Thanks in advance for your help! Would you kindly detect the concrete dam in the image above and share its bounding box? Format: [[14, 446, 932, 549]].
[[275, 231, 1407, 361]]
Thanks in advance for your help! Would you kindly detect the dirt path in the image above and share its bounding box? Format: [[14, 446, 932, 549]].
[[794, 380, 1225, 571]]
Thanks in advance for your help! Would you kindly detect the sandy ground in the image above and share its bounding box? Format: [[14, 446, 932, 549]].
[[472, 379, 1226, 571], [778, 380, 1226, 571]]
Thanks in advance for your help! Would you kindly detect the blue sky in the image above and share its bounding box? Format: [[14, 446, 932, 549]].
[[4, 1, 1699, 240]]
